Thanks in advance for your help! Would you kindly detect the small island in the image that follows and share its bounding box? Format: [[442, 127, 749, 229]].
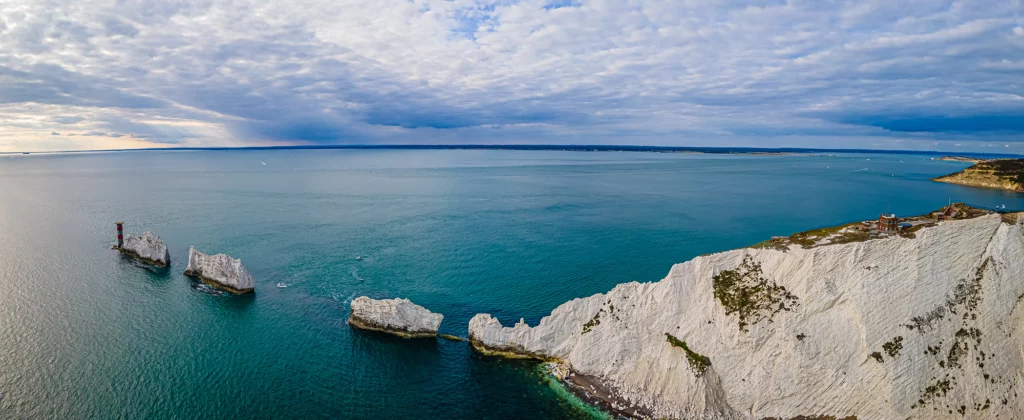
[[933, 158, 1024, 192], [183, 246, 255, 294], [116, 231, 171, 267], [348, 297, 443, 338]]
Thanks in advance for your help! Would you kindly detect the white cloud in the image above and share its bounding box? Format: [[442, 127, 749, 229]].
[[0, 0, 1022, 152]]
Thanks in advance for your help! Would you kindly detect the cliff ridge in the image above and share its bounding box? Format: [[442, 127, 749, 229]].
[[470, 213, 1024, 419]]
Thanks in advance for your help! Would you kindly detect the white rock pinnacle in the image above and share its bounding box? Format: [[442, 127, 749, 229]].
[[183, 246, 255, 294], [349, 296, 443, 338], [119, 231, 170, 267]]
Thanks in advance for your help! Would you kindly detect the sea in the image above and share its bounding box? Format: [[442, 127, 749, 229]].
[[1, 149, 1022, 419]]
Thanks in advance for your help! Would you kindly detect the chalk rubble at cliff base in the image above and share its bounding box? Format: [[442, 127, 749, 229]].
[[349, 297, 443, 338], [118, 231, 171, 267], [183, 246, 255, 294], [469, 213, 1024, 420]]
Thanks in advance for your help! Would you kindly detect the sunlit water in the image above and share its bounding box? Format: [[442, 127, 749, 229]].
[[1, 149, 1021, 418]]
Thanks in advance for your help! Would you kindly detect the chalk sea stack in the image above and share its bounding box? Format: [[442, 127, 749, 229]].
[[117, 231, 170, 267], [183, 246, 255, 294], [348, 297, 443, 338], [469, 212, 1024, 419]]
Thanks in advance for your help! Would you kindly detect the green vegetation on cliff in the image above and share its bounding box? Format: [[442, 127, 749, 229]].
[[712, 255, 799, 332], [665, 334, 711, 377]]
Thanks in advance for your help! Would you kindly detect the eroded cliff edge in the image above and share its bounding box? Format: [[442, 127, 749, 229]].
[[933, 159, 1024, 192], [469, 213, 1024, 419]]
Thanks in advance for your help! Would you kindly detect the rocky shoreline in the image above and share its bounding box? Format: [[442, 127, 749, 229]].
[[468, 332, 652, 418], [546, 362, 654, 419]]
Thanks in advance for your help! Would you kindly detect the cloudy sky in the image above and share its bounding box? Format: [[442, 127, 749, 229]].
[[1, 0, 1022, 152]]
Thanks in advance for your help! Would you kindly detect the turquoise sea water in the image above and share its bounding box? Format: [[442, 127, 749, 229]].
[[1, 149, 1022, 419]]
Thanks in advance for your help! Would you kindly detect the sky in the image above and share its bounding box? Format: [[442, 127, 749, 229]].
[[0, 0, 1022, 153]]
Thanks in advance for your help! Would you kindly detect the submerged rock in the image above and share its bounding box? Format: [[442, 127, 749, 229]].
[[118, 231, 170, 267], [182, 246, 254, 294], [348, 297, 443, 338], [469, 212, 1024, 419]]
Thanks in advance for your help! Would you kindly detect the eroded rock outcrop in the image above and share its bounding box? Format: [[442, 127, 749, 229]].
[[349, 297, 443, 338], [118, 231, 170, 267], [470, 213, 1024, 419], [183, 246, 254, 294]]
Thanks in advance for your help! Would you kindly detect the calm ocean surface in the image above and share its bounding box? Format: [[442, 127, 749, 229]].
[[1, 149, 1022, 419]]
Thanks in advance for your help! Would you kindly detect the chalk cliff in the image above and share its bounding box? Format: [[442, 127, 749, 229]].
[[118, 231, 170, 267], [934, 159, 1024, 192], [469, 213, 1024, 419], [349, 297, 444, 338], [183, 246, 255, 294]]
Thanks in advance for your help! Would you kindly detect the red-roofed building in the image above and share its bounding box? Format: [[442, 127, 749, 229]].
[[878, 214, 898, 232]]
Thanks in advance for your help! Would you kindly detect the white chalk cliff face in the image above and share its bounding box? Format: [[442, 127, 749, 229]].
[[469, 214, 1024, 419], [349, 297, 443, 338], [183, 246, 255, 294], [119, 231, 170, 266]]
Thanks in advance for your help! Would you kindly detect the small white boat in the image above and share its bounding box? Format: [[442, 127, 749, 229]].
[[260, 161, 267, 166], [277, 282, 287, 288], [355, 256, 363, 261]]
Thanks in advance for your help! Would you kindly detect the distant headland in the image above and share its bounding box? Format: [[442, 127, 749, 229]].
[[933, 158, 1024, 193]]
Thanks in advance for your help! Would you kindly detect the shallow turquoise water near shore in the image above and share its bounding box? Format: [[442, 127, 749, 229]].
[[1, 149, 1022, 419]]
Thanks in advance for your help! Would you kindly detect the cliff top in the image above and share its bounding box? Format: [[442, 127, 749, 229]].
[[752, 203, 996, 250]]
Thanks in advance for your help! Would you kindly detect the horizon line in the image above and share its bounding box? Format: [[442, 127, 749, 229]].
[[3, 143, 1023, 158]]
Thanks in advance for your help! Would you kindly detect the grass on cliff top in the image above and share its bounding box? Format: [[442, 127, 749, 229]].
[[749, 204, 995, 250], [750, 221, 865, 250]]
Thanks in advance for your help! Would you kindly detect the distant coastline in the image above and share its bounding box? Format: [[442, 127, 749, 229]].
[[936, 156, 991, 163], [3, 143, 1023, 159]]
